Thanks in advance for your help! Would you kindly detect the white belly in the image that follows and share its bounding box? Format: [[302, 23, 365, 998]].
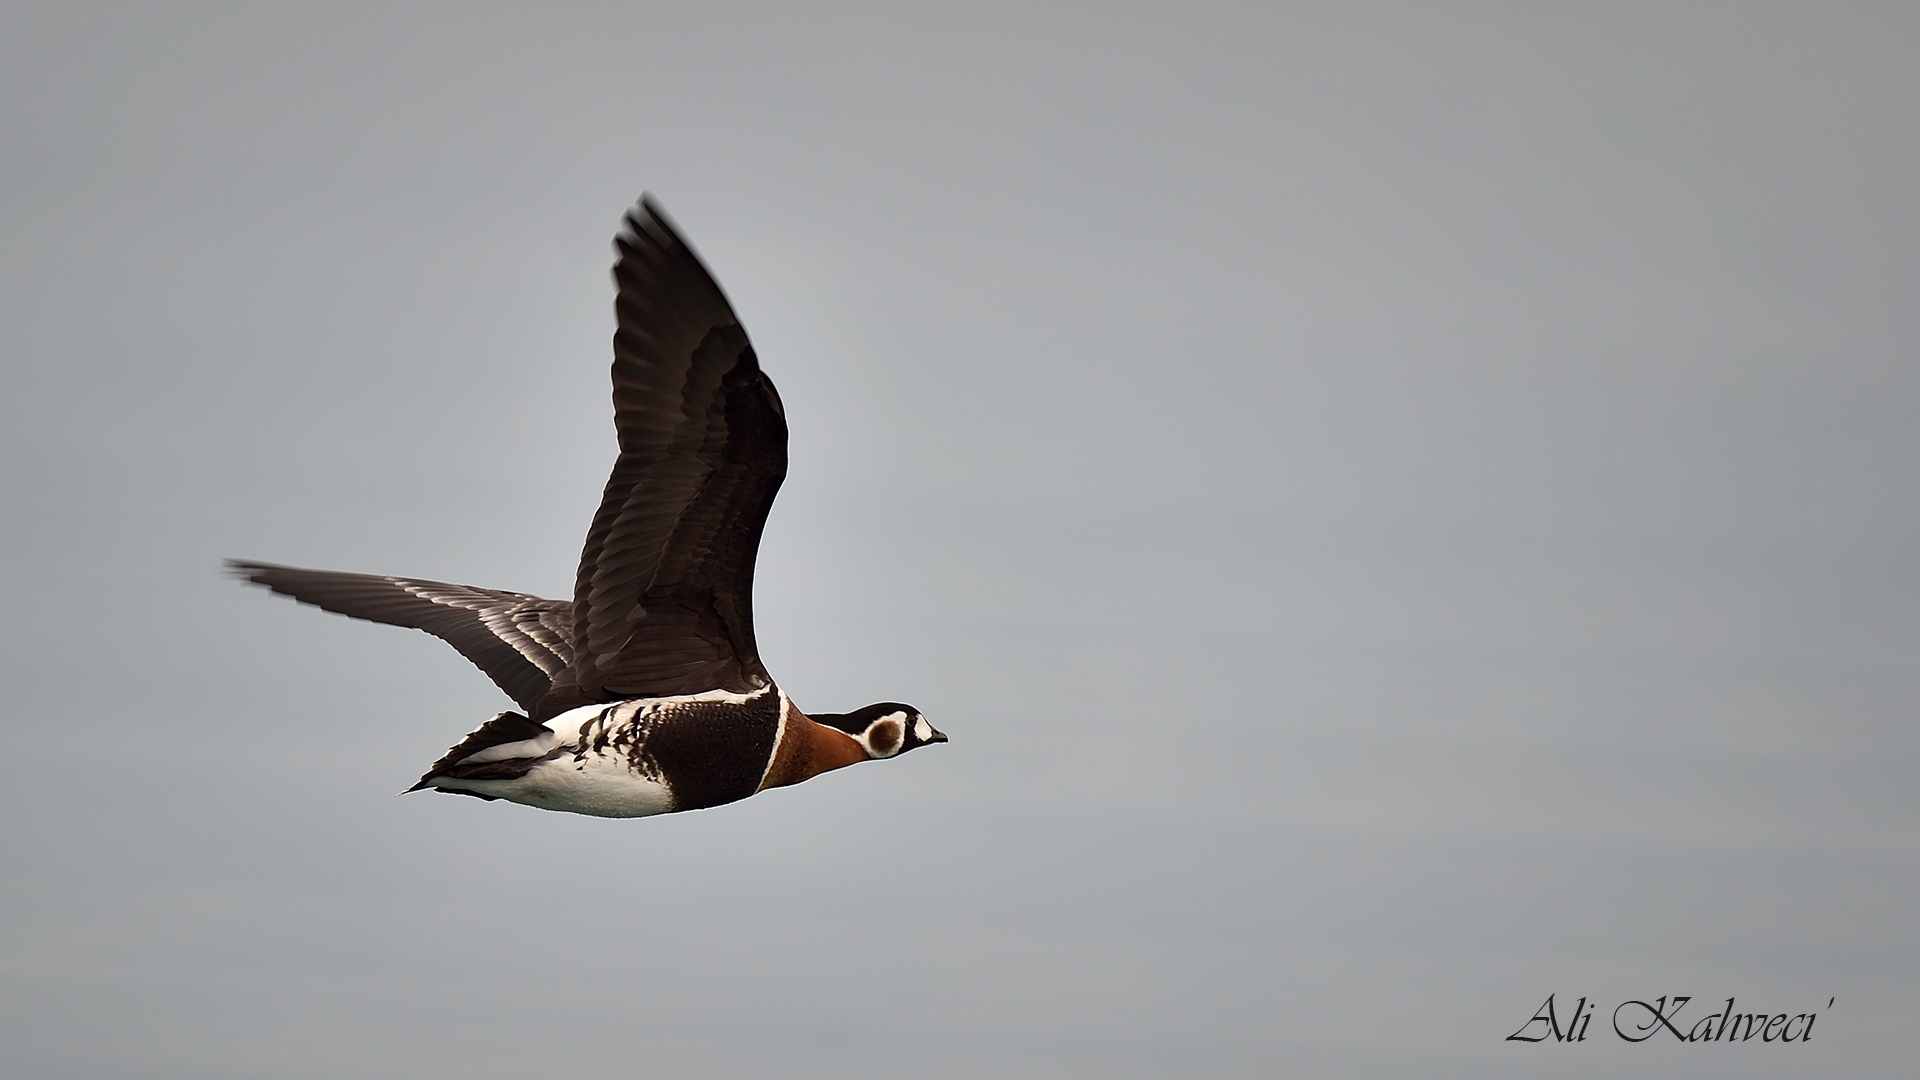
[[432, 703, 675, 818], [447, 752, 672, 818]]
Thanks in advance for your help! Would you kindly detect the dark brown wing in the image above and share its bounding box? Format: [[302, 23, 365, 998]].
[[539, 196, 788, 716], [228, 560, 574, 713]]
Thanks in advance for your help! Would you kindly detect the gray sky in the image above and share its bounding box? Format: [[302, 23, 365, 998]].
[[3, 3, 1915, 1077]]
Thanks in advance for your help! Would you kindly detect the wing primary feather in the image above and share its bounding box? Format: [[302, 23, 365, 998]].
[[225, 559, 572, 713]]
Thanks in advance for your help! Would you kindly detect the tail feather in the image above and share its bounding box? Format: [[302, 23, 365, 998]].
[[409, 711, 552, 792]]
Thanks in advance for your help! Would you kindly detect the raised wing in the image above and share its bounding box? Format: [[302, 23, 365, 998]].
[[543, 196, 789, 712], [227, 560, 574, 713]]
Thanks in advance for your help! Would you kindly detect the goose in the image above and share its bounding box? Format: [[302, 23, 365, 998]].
[[231, 196, 944, 818]]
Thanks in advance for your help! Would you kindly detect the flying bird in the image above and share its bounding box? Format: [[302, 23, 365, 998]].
[[231, 196, 944, 818]]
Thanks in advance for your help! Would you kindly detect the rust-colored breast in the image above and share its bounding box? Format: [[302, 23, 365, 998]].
[[758, 702, 868, 791]]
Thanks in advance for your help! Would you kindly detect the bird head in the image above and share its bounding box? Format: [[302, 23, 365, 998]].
[[813, 702, 947, 759]]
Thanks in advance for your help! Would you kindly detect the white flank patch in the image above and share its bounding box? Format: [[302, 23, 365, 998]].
[[460, 730, 557, 765]]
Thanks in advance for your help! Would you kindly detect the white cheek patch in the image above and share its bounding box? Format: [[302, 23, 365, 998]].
[[914, 717, 933, 743]]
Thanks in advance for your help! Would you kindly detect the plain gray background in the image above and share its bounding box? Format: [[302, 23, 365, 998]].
[[3, 4, 1914, 1077]]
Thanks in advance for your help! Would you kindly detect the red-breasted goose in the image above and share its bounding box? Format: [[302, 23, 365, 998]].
[[230, 197, 944, 818]]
